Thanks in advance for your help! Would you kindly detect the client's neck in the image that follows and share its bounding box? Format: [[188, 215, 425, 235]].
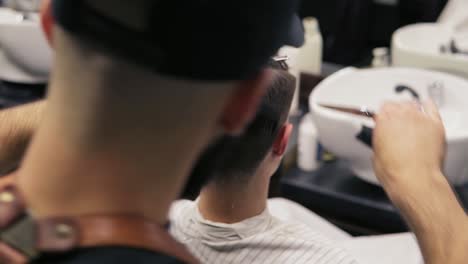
[[198, 171, 270, 224]]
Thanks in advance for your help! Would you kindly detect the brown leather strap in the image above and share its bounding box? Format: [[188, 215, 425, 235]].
[[36, 215, 198, 264], [0, 185, 25, 229], [0, 182, 29, 263], [0, 184, 199, 264]]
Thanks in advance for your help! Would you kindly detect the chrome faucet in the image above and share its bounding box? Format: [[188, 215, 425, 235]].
[[395, 85, 420, 101], [440, 39, 468, 56], [428, 81, 445, 107]]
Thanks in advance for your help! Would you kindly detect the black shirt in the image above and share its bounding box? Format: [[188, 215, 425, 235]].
[[32, 247, 187, 264]]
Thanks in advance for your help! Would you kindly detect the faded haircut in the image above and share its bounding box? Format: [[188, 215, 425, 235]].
[[182, 63, 295, 197]]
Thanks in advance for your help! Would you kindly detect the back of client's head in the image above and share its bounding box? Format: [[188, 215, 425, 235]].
[[184, 62, 296, 196]]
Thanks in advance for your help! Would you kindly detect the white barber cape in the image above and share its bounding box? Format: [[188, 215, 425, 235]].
[[170, 199, 357, 264], [267, 198, 423, 264], [170, 198, 423, 264]]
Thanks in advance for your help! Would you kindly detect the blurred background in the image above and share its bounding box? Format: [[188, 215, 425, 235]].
[[299, 0, 448, 66]]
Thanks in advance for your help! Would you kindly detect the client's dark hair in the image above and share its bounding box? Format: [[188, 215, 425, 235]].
[[181, 62, 295, 198]]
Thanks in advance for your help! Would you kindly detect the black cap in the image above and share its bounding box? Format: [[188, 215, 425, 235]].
[[52, 0, 303, 81]]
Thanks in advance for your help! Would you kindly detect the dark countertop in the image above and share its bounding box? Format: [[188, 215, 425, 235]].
[[280, 160, 468, 235], [0, 81, 45, 109]]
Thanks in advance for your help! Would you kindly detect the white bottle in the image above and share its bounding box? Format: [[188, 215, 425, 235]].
[[298, 113, 321, 171], [371, 47, 390, 68], [297, 17, 323, 75]]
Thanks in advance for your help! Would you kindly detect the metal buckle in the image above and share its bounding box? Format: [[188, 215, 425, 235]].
[[0, 215, 39, 260]]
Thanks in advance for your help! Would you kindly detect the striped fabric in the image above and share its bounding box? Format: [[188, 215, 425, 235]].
[[170, 200, 358, 264]]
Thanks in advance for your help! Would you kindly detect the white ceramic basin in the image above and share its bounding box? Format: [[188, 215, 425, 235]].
[[438, 0, 468, 32], [0, 8, 51, 83], [392, 23, 468, 79], [310, 67, 468, 186]]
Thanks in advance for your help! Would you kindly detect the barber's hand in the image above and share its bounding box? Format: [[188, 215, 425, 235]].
[[372, 100, 446, 194]]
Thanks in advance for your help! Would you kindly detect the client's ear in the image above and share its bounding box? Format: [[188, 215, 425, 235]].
[[273, 123, 293, 156], [40, 0, 54, 46], [220, 69, 273, 135]]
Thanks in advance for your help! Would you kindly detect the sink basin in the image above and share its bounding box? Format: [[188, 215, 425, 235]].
[[310, 67, 468, 186], [392, 23, 468, 79], [0, 8, 51, 83]]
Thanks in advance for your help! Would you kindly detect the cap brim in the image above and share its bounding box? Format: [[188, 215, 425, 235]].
[[285, 14, 304, 47]]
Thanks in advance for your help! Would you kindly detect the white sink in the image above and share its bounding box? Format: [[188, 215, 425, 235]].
[[0, 8, 51, 83], [392, 23, 468, 79], [310, 67, 468, 186]]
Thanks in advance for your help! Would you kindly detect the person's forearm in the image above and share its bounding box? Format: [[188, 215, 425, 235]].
[[387, 170, 468, 264], [0, 100, 45, 174]]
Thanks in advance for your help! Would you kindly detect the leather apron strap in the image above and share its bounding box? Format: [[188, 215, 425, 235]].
[[0, 184, 198, 264]]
